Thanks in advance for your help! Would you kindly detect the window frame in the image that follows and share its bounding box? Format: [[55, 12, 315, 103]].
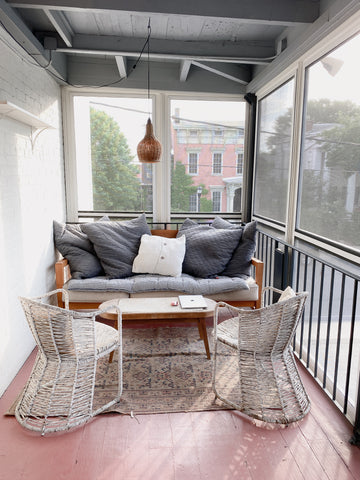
[[211, 190, 222, 212], [236, 151, 244, 175], [188, 151, 199, 175], [212, 152, 223, 175], [252, 12, 360, 263], [62, 89, 246, 224]]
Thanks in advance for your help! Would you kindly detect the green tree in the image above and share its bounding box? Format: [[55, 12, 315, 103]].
[[90, 108, 141, 211], [302, 99, 360, 245], [322, 112, 360, 177], [306, 98, 360, 124], [170, 161, 212, 212], [170, 161, 195, 212]]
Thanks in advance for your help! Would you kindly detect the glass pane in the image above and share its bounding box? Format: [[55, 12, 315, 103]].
[[170, 99, 245, 216], [73, 96, 153, 212], [253, 79, 295, 223], [298, 34, 360, 250]]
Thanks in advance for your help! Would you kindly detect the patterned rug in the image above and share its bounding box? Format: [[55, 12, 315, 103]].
[[7, 324, 238, 416], [95, 326, 235, 415]]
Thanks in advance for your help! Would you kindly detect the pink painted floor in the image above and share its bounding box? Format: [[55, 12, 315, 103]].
[[1, 349, 360, 480]]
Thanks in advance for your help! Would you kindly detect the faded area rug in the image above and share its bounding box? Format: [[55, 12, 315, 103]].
[[7, 325, 237, 417]]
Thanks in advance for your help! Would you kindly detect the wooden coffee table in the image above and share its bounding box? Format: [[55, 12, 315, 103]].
[[99, 296, 216, 359]]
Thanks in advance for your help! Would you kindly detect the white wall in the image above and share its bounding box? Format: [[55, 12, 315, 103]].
[[0, 29, 66, 396]]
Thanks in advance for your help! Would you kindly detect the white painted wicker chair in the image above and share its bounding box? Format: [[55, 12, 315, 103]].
[[16, 289, 122, 435], [212, 287, 310, 424]]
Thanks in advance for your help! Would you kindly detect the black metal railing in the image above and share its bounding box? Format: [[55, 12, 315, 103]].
[[74, 213, 360, 443], [256, 229, 360, 444]]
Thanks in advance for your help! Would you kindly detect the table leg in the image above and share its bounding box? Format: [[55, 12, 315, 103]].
[[108, 318, 118, 363], [197, 318, 211, 359]]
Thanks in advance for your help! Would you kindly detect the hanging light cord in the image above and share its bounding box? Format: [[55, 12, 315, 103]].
[[147, 18, 151, 114]]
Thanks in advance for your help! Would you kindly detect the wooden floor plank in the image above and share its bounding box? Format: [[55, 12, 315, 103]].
[[1, 348, 360, 480]]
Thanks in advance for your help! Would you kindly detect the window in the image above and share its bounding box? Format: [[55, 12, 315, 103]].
[[212, 191, 221, 212], [68, 94, 246, 220], [170, 99, 245, 216], [212, 153, 222, 174], [188, 152, 198, 175], [236, 152, 244, 175], [73, 96, 152, 213], [253, 79, 295, 224], [189, 194, 198, 212], [297, 33, 360, 251]]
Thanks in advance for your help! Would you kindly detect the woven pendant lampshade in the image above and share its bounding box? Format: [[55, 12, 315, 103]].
[[137, 117, 162, 163], [137, 19, 162, 163]]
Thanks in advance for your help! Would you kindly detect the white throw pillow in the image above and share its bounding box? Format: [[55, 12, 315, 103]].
[[132, 234, 186, 277], [278, 286, 296, 302]]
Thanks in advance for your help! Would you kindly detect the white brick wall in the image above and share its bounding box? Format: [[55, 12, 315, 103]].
[[0, 29, 66, 396]]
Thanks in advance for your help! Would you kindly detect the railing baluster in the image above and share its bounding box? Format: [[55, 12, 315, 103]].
[[333, 273, 346, 401], [323, 268, 335, 390], [306, 259, 316, 368], [314, 263, 325, 378]]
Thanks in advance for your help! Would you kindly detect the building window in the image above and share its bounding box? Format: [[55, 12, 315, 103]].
[[212, 191, 221, 212], [188, 152, 198, 174], [189, 193, 197, 212], [236, 153, 244, 175], [214, 129, 223, 138], [212, 153, 222, 174]]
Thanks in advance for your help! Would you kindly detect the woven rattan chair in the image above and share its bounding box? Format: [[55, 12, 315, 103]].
[[16, 289, 122, 435], [212, 287, 310, 424]]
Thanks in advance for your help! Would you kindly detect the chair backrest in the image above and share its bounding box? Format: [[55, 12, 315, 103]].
[[19, 296, 97, 360], [237, 292, 308, 355]]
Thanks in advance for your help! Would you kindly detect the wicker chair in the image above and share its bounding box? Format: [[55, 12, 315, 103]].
[[212, 287, 310, 424], [16, 289, 122, 435]]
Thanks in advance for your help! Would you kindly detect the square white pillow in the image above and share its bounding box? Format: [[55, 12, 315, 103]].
[[132, 234, 186, 277], [278, 286, 296, 302]]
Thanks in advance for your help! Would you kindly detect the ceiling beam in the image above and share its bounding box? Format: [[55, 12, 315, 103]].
[[115, 55, 127, 78], [0, 0, 67, 79], [191, 61, 251, 85], [43, 8, 73, 47], [57, 34, 276, 64], [179, 60, 191, 82], [7, 0, 319, 25]]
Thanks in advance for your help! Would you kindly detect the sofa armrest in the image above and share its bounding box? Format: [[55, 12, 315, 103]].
[[251, 257, 264, 309], [55, 258, 72, 307]]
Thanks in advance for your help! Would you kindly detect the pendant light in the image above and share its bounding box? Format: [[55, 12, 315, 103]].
[[137, 19, 162, 163]]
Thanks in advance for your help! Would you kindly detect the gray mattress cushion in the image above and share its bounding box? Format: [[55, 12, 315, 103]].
[[177, 221, 242, 278], [82, 213, 151, 279], [67, 273, 249, 295]]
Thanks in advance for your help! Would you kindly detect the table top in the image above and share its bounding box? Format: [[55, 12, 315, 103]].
[[99, 296, 216, 320]]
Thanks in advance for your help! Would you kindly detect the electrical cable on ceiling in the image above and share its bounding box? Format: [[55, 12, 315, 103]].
[[0, 18, 150, 89]]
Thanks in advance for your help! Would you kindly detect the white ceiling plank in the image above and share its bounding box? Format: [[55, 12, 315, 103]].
[[179, 60, 191, 82], [115, 55, 127, 78], [7, 0, 319, 25], [43, 8, 73, 46]]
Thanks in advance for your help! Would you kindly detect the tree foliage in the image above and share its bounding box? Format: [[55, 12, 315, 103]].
[[259, 98, 360, 247], [90, 108, 141, 211], [170, 161, 212, 212]]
